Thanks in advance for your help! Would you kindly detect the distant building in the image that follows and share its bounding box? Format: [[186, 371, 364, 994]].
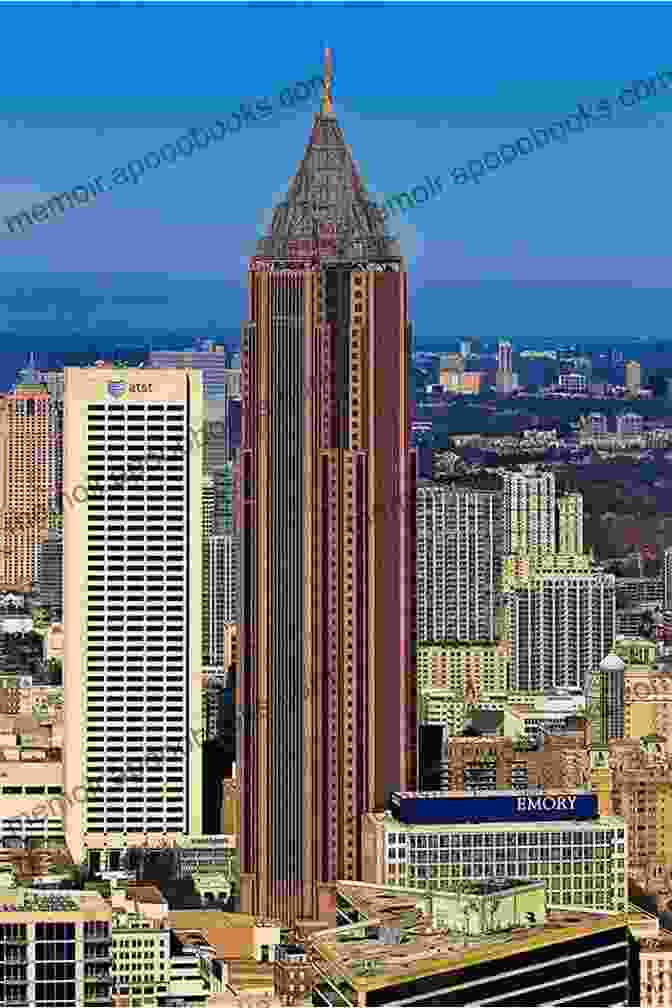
[[615, 410, 643, 437], [497, 341, 513, 372], [616, 577, 664, 609], [590, 653, 626, 751], [665, 548, 672, 610], [583, 411, 608, 436], [558, 373, 587, 395], [625, 360, 642, 396]]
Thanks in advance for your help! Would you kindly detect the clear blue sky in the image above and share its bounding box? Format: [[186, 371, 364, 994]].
[[1, 1, 672, 364]]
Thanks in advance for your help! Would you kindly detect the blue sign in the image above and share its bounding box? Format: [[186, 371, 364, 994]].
[[107, 380, 127, 398], [390, 791, 598, 825]]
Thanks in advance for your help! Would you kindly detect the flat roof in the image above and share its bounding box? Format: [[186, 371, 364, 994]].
[[381, 813, 625, 833], [310, 883, 632, 993]]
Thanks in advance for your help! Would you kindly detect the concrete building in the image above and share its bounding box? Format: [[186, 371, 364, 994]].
[[63, 366, 203, 865], [557, 491, 583, 555], [497, 341, 512, 372], [362, 791, 627, 913], [583, 411, 609, 436], [237, 58, 415, 923], [625, 359, 642, 396], [148, 348, 240, 401], [308, 881, 638, 1008], [501, 466, 556, 556], [503, 555, 616, 691], [0, 888, 112, 1007], [416, 485, 503, 643], [0, 382, 50, 587]]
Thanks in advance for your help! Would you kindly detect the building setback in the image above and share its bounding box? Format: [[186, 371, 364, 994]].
[[237, 53, 416, 924]]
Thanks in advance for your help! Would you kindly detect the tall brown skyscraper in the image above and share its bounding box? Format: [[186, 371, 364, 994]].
[[237, 51, 416, 925]]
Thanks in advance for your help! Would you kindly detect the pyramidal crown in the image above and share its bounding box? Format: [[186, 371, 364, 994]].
[[255, 48, 400, 263]]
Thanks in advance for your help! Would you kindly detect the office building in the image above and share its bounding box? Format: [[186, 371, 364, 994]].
[[237, 54, 415, 924], [202, 396, 242, 470], [0, 888, 113, 1007], [611, 759, 672, 869], [439, 352, 464, 372], [416, 483, 503, 643], [590, 652, 626, 752], [0, 382, 50, 587], [501, 466, 556, 556], [363, 790, 627, 913], [504, 555, 616, 691], [63, 367, 203, 866], [582, 411, 608, 437], [641, 936, 672, 1008], [310, 881, 638, 1008], [557, 491, 583, 554], [625, 359, 642, 396], [148, 348, 240, 400]]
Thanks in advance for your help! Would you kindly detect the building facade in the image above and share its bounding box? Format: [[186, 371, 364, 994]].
[[504, 557, 616, 691], [557, 491, 583, 555], [416, 484, 503, 643], [236, 57, 415, 924], [63, 367, 203, 864], [0, 383, 50, 587], [625, 359, 642, 396], [502, 466, 556, 556]]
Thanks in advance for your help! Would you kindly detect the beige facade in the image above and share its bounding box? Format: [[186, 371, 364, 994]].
[[0, 384, 50, 588], [557, 492, 583, 555], [641, 936, 672, 1007], [112, 908, 170, 1007], [416, 642, 510, 696], [63, 367, 203, 863]]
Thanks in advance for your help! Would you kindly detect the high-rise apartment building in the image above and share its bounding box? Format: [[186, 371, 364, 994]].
[[416, 483, 503, 642], [557, 491, 583, 554], [502, 466, 556, 556], [624, 359, 642, 396], [35, 528, 64, 616], [0, 382, 50, 587], [63, 367, 203, 866], [504, 556, 616, 691], [237, 54, 415, 924]]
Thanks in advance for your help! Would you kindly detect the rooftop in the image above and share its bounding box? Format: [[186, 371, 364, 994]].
[[310, 883, 634, 993]]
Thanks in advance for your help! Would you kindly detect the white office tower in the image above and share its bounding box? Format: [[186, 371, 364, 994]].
[[502, 465, 556, 556], [665, 547, 672, 611], [416, 483, 503, 642], [505, 558, 616, 691], [63, 368, 203, 866], [557, 492, 584, 555]]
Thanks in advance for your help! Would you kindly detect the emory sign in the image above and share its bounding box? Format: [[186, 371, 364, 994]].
[[516, 795, 576, 812]]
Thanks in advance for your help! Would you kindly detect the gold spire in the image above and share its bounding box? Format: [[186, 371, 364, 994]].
[[321, 46, 334, 116]]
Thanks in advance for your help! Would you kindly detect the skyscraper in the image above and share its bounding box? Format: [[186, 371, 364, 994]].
[[237, 51, 415, 924], [624, 359, 641, 397], [416, 483, 503, 643], [502, 465, 556, 556], [497, 341, 512, 372], [63, 367, 203, 867], [0, 381, 50, 587], [496, 341, 514, 399]]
